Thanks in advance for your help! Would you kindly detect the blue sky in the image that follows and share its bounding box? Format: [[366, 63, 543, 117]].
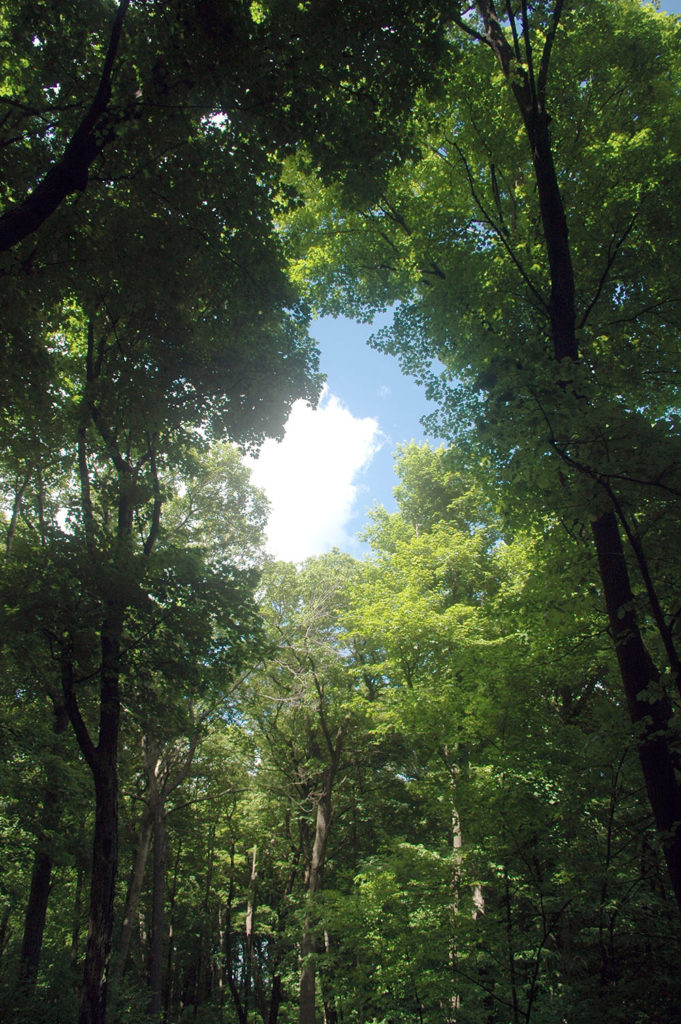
[[248, 313, 436, 561], [249, 0, 681, 562]]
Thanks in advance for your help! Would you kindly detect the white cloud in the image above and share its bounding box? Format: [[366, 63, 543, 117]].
[[246, 389, 382, 562], [377, 384, 391, 398]]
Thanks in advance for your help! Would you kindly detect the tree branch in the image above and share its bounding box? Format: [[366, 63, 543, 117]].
[[444, 143, 550, 314], [61, 644, 98, 772], [450, 9, 489, 46], [143, 436, 163, 556], [578, 215, 637, 330], [504, 1, 523, 62], [537, 0, 566, 105], [520, 0, 538, 110], [0, 0, 131, 252], [5, 467, 32, 559]]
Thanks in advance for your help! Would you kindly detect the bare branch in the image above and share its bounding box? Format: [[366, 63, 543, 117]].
[[579, 215, 637, 330]]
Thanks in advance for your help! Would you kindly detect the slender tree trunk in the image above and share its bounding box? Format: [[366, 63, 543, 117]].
[[80, 750, 119, 1024], [216, 904, 225, 1024], [269, 975, 284, 1024], [267, 850, 300, 1024], [224, 841, 248, 1024], [321, 932, 338, 1024], [163, 841, 182, 1024], [71, 855, 85, 969], [112, 809, 153, 990], [18, 759, 64, 993], [502, 865, 521, 1024], [193, 822, 216, 1020], [149, 795, 167, 1022], [5, 468, 31, 559], [244, 844, 258, 1020], [17, 693, 70, 993], [62, 600, 124, 1024], [18, 850, 52, 991], [0, 905, 12, 970], [299, 717, 345, 1024], [300, 790, 332, 1024]]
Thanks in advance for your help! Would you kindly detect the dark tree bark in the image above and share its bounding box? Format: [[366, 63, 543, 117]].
[[0, 905, 12, 971], [267, 847, 301, 1024], [80, 754, 119, 1024], [62, 320, 165, 1024], [225, 841, 248, 1024], [193, 821, 216, 1020], [17, 723, 65, 993], [163, 841, 182, 1024], [299, 792, 331, 1024], [321, 932, 339, 1024], [18, 850, 53, 991], [244, 844, 258, 1020]]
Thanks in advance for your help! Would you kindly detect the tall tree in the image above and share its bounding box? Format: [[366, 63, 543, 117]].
[[244, 554, 377, 1024], [332, 444, 681, 1023], [284, 0, 681, 911]]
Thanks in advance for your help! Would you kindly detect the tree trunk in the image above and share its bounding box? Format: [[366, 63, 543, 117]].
[[321, 932, 338, 1024], [592, 512, 681, 906], [269, 975, 284, 1024], [112, 809, 153, 990], [17, 704, 69, 992], [71, 854, 85, 969], [18, 850, 52, 991], [268, 850, 300, 1024], [193, 822, 216, 1020], [149, 796, 167, 1022], [164, 841, 182, 1024], [300, 790, 332, 1024], [299, 717, 345, 1024], [80, 753, 118, 1024], [0, 905, 12, 970], [502, 865, 521, 1024], [244, 844, 258, 1020], [62, 600, 123, 1024]]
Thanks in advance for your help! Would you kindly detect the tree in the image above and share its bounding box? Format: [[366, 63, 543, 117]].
[[0, 8, 459, 1011], [242, 553, 381, 1024], [333, 444, 681, 1023], [0, 352, 270, 1024], [284, 0, 681, 912], [0, 0, 450, 254]]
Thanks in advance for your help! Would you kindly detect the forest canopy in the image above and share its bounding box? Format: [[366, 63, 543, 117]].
[[1, 2, 681, 1024]]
